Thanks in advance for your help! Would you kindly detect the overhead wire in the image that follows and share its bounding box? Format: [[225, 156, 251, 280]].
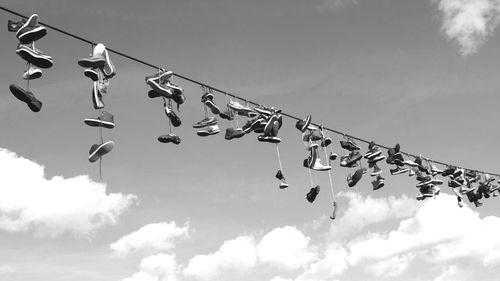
[[1, 5, 499, 177]]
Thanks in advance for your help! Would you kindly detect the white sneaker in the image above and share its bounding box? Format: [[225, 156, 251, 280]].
[[22, 66, 42, 80]]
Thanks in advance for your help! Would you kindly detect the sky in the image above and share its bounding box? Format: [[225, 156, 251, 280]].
[[1, 0, 500, 280]]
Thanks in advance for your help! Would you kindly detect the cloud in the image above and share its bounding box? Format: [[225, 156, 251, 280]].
[[0, 148, 136, 237], [365, 253, 415, 277], [122, 253, 179, 281], [434, 0, 500, 55], [110, 221, 190, 257], [319, 0, 359, 11], [183, 236, 258, 281], [329, 191, 420, 239], [257, 226, 317, 270]]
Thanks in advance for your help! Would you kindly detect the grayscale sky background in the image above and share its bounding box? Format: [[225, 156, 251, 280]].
[[1, 0, 500, 281]]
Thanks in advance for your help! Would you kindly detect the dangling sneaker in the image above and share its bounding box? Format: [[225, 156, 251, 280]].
[[347, 168, 366, 187], [84, 110, 115, 129], [205, 99, 221, 115], [295, 115, 312, 133], [320, 137, 332, 147], [16, 44, 53, 69], [371, 164, 382, 176], [330, 201, 337, 220], [158, 133, 181, 144], [164, 105, 181, 127], [9, 84, 42, 112], [197, 124, 220, 136], [102, 48, 116, 79], [339, 155, 348, 167], [219, 108, 235, 120], [257, 135, 281, 144], [279, 180, 289, 189], [78, 44, 106, 69], [92, 81, 105, 109], [16, 14, 47, 44], [84, 68, 99, 81], [8, 18, 26, 32], [22, 66, 42, 80], [306, 185, 320, 203], [225, 127, 245, 140], [329, 151, 338, 161], [88, 141, 114, 163], [311, 157, 331, 171], [146, 79, 173, 99], [345, 150, 362, 167], [165, 81, 183, 96], [372, 175, 385, 190], [193, 117, 217, 128], [390, 166, 409, 175]]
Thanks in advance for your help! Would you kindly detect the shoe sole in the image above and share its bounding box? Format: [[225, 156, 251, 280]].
[[89, 141, 114, 163], [84, 118, 115, 129], [84, 69, 99, 81], [78, 57, 106, 69], [205, 100, 220, 115], [16, 48, 53, 69], [23, 70, 42, 80], [17, 26, 47, 44], [9, 84, 42, 112]]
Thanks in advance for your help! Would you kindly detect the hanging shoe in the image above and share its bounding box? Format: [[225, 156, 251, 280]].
[[158, 133, 181, 144], [263, 114, 278, 136], [372, 175, 385, 190], [371, 164, 382, 176], [16, 14, 47, 44], [340, 138, 361, 151], [88, 141, 114, 163], [329, 152, 338, 161], [295, 115, 312, 133], [408, 167, 415, 176], [279, 180, 289, 189], [345, 150, 362, 167], [78, 47, 106, 69], [193, 117, 217, 128], [453, 168, 464, 178], [306, 185, 320, 203], [197, 124, 220, 136], [254, 106, 274, 117], [92, 81, 105, 109], [16, 44, 53, 69], [441, 165, 456, 177], [102, 48, 116, 79], [242, 117, 265, 134], [205, 99, 221, 115], [146, 80, 173, 99], [339, 155, 348, 167], [347, 168, 366, 187], [257, 135, 281, 144], [97, 78, 109, 94], [219, 108, 235, 120], [311, 157, 331, 171], [321, 137, 332, 147], [330, 201, 337, 220], [164, 105, 181, 127], [9, 84, 42, 112], [84, 110, 115, 129], [225, 127, 245, 140], [8, 18, 26, 32], [22, 66, 42, 80], [145, 69, 173, 83], [84, 68, 99, 81], [390, 166, 409, 175], [275, 170, 284, 180], [228, 100, 254, 115]]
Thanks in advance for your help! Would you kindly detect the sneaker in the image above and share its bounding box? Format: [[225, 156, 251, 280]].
[[205, 99, 221, 115], [219, 109, 235, 120], [225, 127, 245, 140], [390, 166, 409, 175], [16, 14, 47, 44], [88, 141, 114, 163], [408, 168, 415, 176], [372, 175, 385, 190], [158, 133, 181, 144], [364, 146, 382, 159], [102, 48, 116, 79], [295, 115, 312, 133], [311, 157, 331, 171], [347, 168, 366, 187], [84, 68, 99, 81], [308, 130, 322, 142], [306, 185, 320, 203], [78, 51, 106, 69], [263, 114, 279, 136], [84, 111, 115, 129], [329, 152, 338, 162], [340, 138, 361, 151], [453, 168, 464, 178], [367, 155, 386, 165], [441, 166, 456, 177], [339, 155, 348, 167], [279, 180, 289, 189], [257, 135, 281, 144], [404, 159, 418, 167], [145, 69, 173, 83], [242, 117, 264, 134], [227, 100, 254, 114], [165, 105, 181, 127], [92, 81, 105, 109], [275, 169, 284, 180], [345, 150, 362, 167], [8, 19, 26, 32], [321, 137, 332, 147], [22, 66, 42, 80], [197, 124, 220, 136], [146, 79, 173, 99], [431, 165, 443, 175], [165, 81, 183, 96], [371, 164, 382, 176], [9, 84, 42, 112], [193, 117, 217, 128], [330, 201, 337, 220], [16, 44, 53, 69]]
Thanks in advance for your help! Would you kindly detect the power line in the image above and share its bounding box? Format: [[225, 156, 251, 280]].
[[1, 5, 498, 177]]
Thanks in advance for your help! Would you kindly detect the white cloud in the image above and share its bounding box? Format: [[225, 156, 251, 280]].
[[183, 236, 257, 281], [294, 244, 348, 281], [329, 192, 419, 239], [111, 221, 190, 257], [434, 0, 500, 55], [319, 0, 359, 11], [257, 226, 317, 270], [365, 253, 415, 277], [122, 253, 178, 281], [0, 148, 136, 237]]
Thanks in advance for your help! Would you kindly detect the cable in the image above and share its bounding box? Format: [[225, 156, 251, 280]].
[[1, 5, 499, 177]]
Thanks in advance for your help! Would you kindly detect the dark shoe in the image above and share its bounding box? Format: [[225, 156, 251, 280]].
[[165, 105, 181, 127], [347, 168, 366, 187], [257, 135, 282, 144], [225, 127, 245, 140], [158, 133, 181, 144], [329, 152, 338, 161], [78, 54, 105, 69], [8, 19, 26, 32], [372, 175, 385, 190], [295, 115, 311, 133], [219, 109, 234, 120], [146, 79, 173, 98], [16, 44, 53, 69], [306, 185, 320, 203], [88, 141, 114, 162], [321, 137, 332, 147], [84, 68, 99, 81], [205, 99, 221, 115], [390, 166, 409, 175], [242, 117, 264, 134], [16, 14, 47, 44], [9, 84, 42, 112], [345, 150, 362, 167], [275, 170, 284, 180], [193, 117, 217, 128], [84, 111, 115, 129], [22, 66, 42, 80], [340, 138, 361, 151]]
